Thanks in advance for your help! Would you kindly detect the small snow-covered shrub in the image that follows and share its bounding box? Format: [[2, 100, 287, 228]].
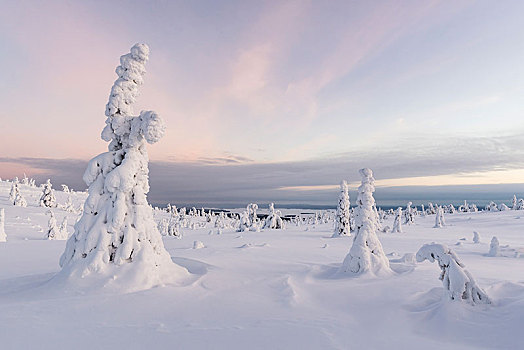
[[416, 243, 491, 305], [473, 231, 480, 244], [193, 240, 205, 249], [340, 168, 391, 275], [333, 180, 351, 237], [488, 236, 500, 257], [0, 208, 6, 242], [40, 179, 57, 208], [264, 203, 284, 230]]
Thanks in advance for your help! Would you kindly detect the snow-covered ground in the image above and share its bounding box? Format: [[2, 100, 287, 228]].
[[0, 180, 523, 349]]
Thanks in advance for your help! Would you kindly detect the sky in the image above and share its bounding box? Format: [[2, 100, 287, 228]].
[[1, 0, 524, 207]]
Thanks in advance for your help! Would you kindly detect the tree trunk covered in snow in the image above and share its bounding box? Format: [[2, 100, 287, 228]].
[[340, 168, 391, 275], [58, 44, 187, 290]]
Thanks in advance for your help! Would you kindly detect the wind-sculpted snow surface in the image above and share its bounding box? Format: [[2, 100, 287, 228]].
[[58, 44, 188, 292], [416, 243, 491, 305], [340, 168, 391, 276]]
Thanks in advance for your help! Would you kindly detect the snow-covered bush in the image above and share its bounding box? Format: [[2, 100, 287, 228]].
[[416, 243, 491, 305], [264, 203, 284, 230], [61, 184, 70, 193], [58, 44, 187, 290], [391, 207, 403, 233], [333, 180, 351, 237], [488, 236, 500, 257], [0, 208, 6, 242], [486, 201, 498, 212], [498, 203, 509, 211], [473, 231, 480, 244], [340, 168, 391, 275], [39, 179, 56, 208]]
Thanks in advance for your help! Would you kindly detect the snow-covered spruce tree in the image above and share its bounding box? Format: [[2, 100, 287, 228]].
[[58, 44, 187, 290], [391, 207, 403, 233], [416, 243, 491, 305], [333, 180, 351, 237], [40, 179, 57, 208], [62, 195, 76, 213], [340, 168, 391, 275], [46, 211, 61, 240], [488, 236, 500, 257], [512, 195, 517, 210], [264, 203, 284, 230], [157, 218, 169, 236], [0, 208, 6, 242]]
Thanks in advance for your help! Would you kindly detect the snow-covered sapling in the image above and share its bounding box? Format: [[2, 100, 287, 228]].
[[58, 216, 69, 240], [0, 208, 6, 242], [340, 168, 391, 275], [333, 180, 351, 237], [488, 236, 500, 257], [58, 44, 187, 290], [416, 243, 490, 305], [40, 179, 57, 208], [391, 207, 403, 233]]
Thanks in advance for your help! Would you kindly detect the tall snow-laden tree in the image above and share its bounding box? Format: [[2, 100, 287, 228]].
[[58, 44, 187, 291], [416, 243, 491, 305], [333, 180, 351, 237], [340, 168, 391, 275], [512, 195, 518, 210], [40, 179, 57, 208], [0, 208, 6, 242]]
